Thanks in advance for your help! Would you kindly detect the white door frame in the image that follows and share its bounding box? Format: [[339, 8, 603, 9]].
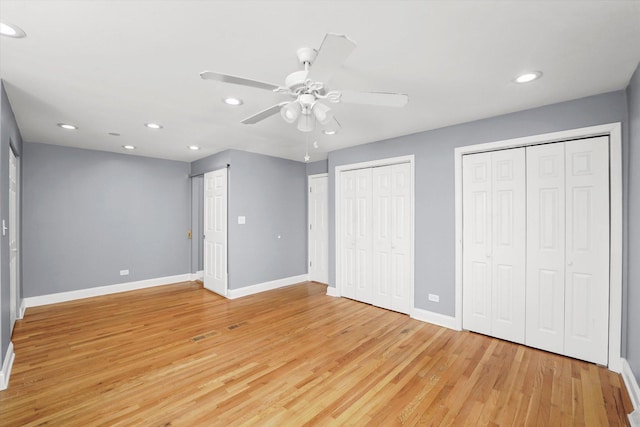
[[335, 155, 415, 315], [308, 173, 328, 284], [9, 146, 19, 329], [454, 122, 623, 372]]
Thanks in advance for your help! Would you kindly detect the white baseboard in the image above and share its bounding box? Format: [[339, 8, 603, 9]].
[[622, 358, 640, 426], [326, 286, 340, 297], [22, 273, 193, 308], [190, 270, 204, 281], [226, 274, 308, 299], [411, 307, 459, 330], [18, 299, 26, 320], [0, 342, 15, 391]]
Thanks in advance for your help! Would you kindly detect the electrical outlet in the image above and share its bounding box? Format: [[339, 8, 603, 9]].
[[120, 269, 129, 276], [428, 293, 439, 303]]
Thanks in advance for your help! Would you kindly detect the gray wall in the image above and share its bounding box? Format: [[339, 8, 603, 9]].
[[627, 63, 640, 385], [22, 143, 191, 297], [191, 149, 307, 290], [0, 82, 23, 366], [328, 90, 628, 318], [306, 159, 328, 175]]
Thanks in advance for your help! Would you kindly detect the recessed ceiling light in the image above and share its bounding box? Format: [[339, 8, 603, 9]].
[[223, 97, 243, 106], [0, 22, 26, 38], [515, 71, 542, 84], [323, 130, 336, 135], [57, 123, 78, 130], [145, 123, 163, 129], [188, 145, 200, 151], [122, 145, 136, 150]]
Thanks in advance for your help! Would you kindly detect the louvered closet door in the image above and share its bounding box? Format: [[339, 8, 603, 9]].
[[462, 149, 525, 343], [564, 137, 609, 365]]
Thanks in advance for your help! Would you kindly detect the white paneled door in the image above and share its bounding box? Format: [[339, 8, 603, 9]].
[[204, 168, 228, 296], [526, 142, 566, 355], [464, 137, 610, 365], [340, 161, 412, 314], [308, 175, 329, 284], [563, 137, 610, 365], [462, 148, 526, 344]]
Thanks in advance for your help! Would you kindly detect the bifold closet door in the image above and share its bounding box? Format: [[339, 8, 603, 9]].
[[462, 148, 526, 343], [340, 168, 373, 304], [526, 136, 609, 365], [526, 142, 566, 355], [372, 163, 411, 313]]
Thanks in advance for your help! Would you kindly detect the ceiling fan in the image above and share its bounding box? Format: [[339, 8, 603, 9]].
[[200, 33, 409, 134]]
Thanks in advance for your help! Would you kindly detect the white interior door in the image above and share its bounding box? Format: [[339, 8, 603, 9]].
[[308, 175, 329, 284], [372, 166, 392, 310], [526, 142, 566, 354], [354, 169, 373, 304], [341, 170, 357, 299], [490, 148, 526, 344], [9, 148, 18, 330], [203, 168, 227, 296], [462, 149, 525, 343], [462, 152, 493, 335], [564, 136, 610, 365], [390, 163, 412, 313]]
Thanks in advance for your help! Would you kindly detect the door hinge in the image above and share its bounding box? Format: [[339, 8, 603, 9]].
[[310, 224, 312, 230], [309, 187, 312, 193], [309, 261, 312, 267]]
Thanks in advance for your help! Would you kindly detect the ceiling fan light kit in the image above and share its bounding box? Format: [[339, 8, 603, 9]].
[[200, 33, 409, 137]]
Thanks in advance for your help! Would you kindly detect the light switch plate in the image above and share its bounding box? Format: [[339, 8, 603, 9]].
[[238, 216, 246, 225]]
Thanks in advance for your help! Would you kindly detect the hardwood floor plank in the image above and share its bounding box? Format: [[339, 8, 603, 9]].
[[0, 281, 633, 426]]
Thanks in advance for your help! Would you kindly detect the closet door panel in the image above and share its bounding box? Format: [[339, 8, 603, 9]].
[[390, 163, 412, 313], [564, 136, 610, 365], [372, 166, 393, 309], [490, 148, 526, 344], [355, 169, 373, 304], [341, 171, 357, 299], [462, 152, 493, 335], [526, 143, 566, 354]]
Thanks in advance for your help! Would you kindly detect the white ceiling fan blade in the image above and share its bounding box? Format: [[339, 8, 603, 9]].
[[339, 90, 409, 108], [200, 71, 281, 91], [241, 102, 289, 124], [306, 34, 356, 83]]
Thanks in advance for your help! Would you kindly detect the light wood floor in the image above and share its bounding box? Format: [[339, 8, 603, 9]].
[[0, 281, 632, 426]]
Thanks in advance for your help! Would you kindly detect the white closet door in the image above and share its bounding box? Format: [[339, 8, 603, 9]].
[[372, 166, 393, 310], [355, 169, 373, 304], [526, 143, 566, 354], [564, 136, 610, 365], [371, 163, 412, 314], [462, 152, 493, 335], [341, 170, 357, 299], [203, 168, 228, 296], [390, 163, 412, 314], [490, 148, 526, 343], [309, 175, 329, 284]]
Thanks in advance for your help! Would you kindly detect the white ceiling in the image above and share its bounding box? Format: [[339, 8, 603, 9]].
[[1, 1, 639, 163]]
